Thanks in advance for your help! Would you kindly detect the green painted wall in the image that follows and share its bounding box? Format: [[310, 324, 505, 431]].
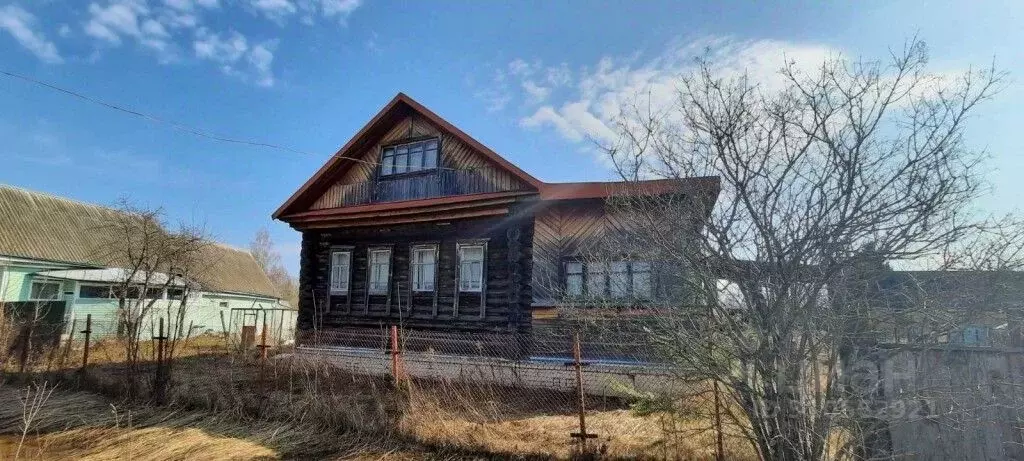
[[1, 258, 293, 342], [0, 266, 33, 302], [0, 263, 73, 302]]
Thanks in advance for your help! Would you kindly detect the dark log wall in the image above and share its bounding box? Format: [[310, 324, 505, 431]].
[[311, 115, 531, 210], [297, 211, 534, 336]]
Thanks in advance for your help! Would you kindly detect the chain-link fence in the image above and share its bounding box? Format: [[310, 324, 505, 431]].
[[1, 312, 743, 459]]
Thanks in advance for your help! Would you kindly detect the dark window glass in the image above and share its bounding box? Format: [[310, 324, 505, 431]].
[[79, 285, 111, 299], [112, 286, 141, 299], [145, 287, 164, 299], [167, 288, 185, 300], [30, 281, 61, 300]]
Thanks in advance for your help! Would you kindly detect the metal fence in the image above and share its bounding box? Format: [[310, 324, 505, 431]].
[[1, 314, 729, 458]]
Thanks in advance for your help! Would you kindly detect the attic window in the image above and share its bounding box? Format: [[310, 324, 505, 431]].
[[380, 138, 439, 176]]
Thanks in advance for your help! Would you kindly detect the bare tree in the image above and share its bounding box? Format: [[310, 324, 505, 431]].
[[590, 40, 1007, 460], [250, 227, 298, 307], [92, 200, 211, 380]]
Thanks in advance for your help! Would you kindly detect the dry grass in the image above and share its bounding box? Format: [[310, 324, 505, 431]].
[[2, 330, 760, 460], [399, 379, 761, 461], [0, 384, 439, 460]]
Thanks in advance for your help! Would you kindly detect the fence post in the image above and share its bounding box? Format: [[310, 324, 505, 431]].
[[258, 317, 269, 394], [259, 317, 269, 361], [390, 325, 402, 384], [569, 332, 596, 450], [81, 314, 92, 373], [153, 317, 168, 405], [18, 320, 33, 373]]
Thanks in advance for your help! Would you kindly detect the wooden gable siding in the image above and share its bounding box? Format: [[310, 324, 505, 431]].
[[532, 200, 628, 305], [297, 212, 534, 335], [310, 115, 531, 210]]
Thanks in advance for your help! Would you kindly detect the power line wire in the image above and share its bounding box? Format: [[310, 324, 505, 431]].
[[0, 68, 451, 172]]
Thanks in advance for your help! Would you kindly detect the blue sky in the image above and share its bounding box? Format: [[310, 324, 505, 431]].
[[1, 0, 1022, 275]]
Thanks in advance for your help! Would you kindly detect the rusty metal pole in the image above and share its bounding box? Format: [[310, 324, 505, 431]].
[[714, 380, 724, 461], [81, 314, 92, 372], [570, 332, 595, 450], [260, 318, 268, 361], [390, 325, 401, 384]]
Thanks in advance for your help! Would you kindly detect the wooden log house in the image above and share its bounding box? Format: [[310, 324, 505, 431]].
[[273, 93, 720, 356]]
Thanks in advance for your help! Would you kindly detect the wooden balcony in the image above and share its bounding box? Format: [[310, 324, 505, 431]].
[[329, 169, 527, 207]]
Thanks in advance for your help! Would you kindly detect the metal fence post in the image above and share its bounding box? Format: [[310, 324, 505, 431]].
[[81, 314, 92, 373], [569, 332, 596, 449], [153, 317, 168, 404], [390, 325, 402, 384]]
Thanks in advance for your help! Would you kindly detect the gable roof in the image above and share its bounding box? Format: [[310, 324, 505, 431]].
[[273, 93, 544, 219], [0, 184, 279, 299], [273, 93, 722, 225]]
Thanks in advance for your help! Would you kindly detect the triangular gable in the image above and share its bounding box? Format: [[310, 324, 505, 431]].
[[273, 93, 542, 219]]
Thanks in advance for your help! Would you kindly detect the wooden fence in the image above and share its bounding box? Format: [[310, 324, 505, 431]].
[[855, 345, 1024, 460]]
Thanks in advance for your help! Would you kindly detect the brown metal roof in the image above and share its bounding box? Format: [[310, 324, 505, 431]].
[[0, 184, 279, 299], [538, 176, 720, 201]]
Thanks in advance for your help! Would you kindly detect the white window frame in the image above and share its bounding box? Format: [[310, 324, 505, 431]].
[[411, 245, 438, 292], [29, 280, 62, 301], [570, 260, 654, 300], [457, 243, 486, 293], [367, 248, 392, 295], [330, 250, 352, 295], [379, 138, 440, 176], [564, 261, 584, 297]]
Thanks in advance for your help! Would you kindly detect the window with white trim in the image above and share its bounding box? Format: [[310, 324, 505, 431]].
[[380, 138, 439, 176], [565, 262, 583, 296], [330, 250, 351, 294], [30, 281, 61, 300], [566, 260, 653, 299], [458, 244, 485, 292], [411, 245, 437, 292], [368, 249, 391, 295]]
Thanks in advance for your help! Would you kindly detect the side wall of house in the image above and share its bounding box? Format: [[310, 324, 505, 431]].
[[531, 199, 622, 306], [310, 115, 530, 210], [297, 213, 534, 337]]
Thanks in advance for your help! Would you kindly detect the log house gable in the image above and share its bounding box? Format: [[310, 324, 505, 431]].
[[273, 93, 543, 221]]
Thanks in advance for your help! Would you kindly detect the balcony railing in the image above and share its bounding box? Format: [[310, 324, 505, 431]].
[[330, 169, 526, 207]]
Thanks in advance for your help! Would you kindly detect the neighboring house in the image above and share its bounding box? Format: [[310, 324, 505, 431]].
[[0, 184, 295, 343], [273, 93, 719, 353], [868, 270, 1024, 347]]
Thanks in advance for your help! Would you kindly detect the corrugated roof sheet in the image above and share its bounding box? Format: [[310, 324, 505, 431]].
[[0, 184, 279, 299]]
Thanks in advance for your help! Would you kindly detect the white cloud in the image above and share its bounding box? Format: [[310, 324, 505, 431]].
[[0, 5, 63, 63], [84, 0, 180, 60], [249, 0, 297, 21], [299, 0, 361, 23], [163, 0, 219, 11], [521, 80, 550, 104], [84, 0, 147, 44], [194, 28, 277, 86], [501, 37, 837, 152], [11, 0, 363, 86]]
